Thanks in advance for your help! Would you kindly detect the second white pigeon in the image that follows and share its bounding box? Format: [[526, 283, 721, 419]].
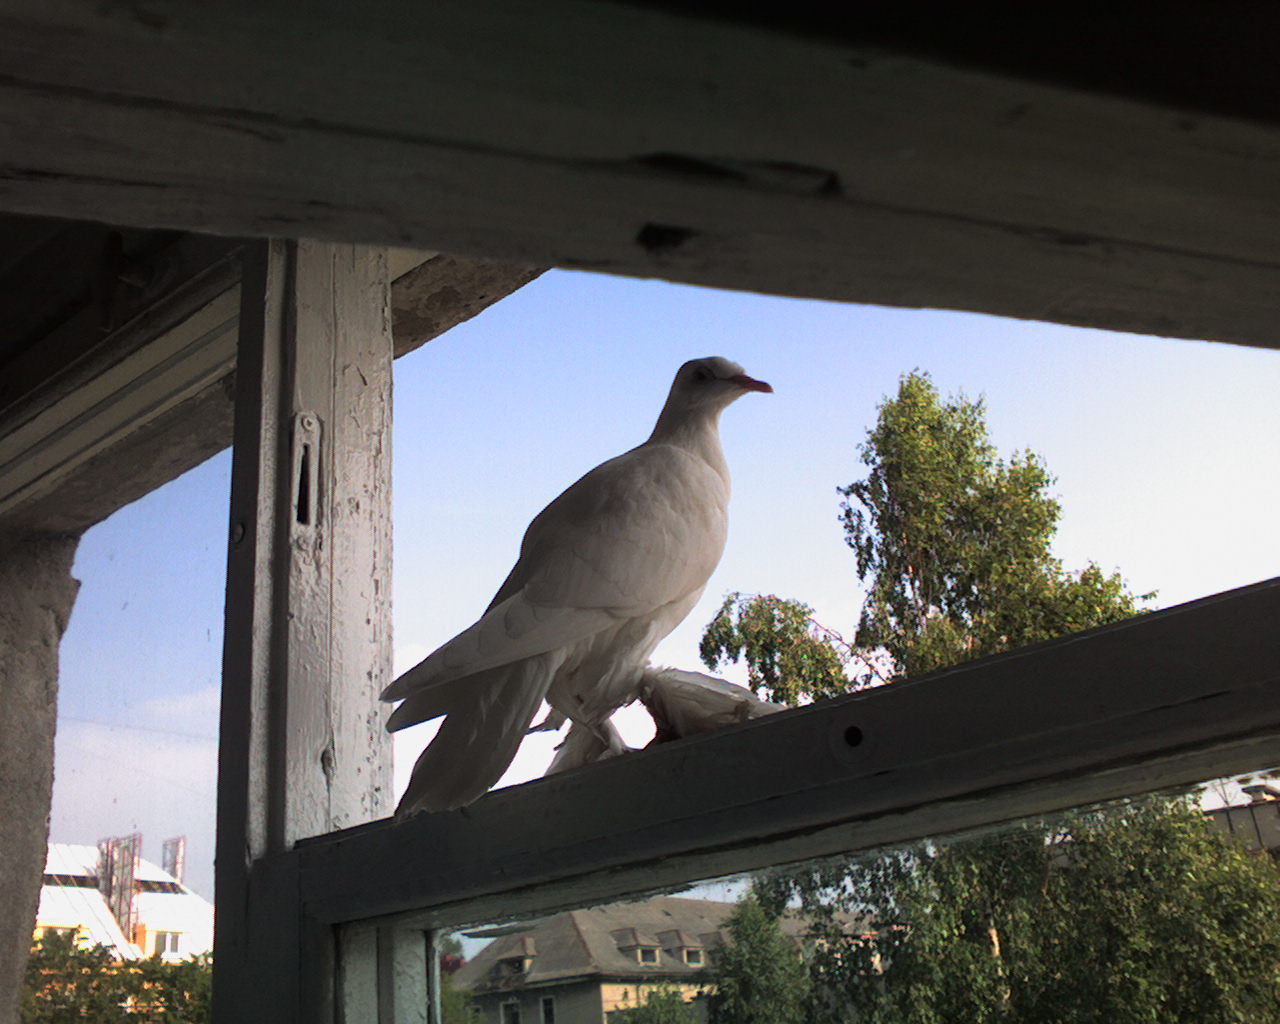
[[383, 356, 771, 814]]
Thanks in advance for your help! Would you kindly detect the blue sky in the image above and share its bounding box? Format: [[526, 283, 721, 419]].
[[48, 268, 1280, 899]]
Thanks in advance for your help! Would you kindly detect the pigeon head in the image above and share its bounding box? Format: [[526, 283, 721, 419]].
[[648, 356, 770, 446], [669, 356, 772, 412]]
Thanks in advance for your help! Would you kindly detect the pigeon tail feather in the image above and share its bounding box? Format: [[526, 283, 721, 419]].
[[394, 658, 555, 815], [385, 675, 474, 732]]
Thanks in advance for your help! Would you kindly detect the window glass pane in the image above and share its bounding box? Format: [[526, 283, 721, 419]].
[[444, 771, 1280, 1023], [388, 269, 1280, 815], [46, 455, 227, 957]]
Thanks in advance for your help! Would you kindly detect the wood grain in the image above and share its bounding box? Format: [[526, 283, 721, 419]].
[[296, 577, 1280, 930], [216, 241, 400, 1023], [2, 2, 1280, 344]]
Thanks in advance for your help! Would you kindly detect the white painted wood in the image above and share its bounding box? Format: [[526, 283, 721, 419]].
[[280, 239, 395, 842], [338, 924, 379, 1022], [388, 249, 438, 282], [425, 931, 442, 1024], [378, 929, 429, 1024], [0, 233, 243, 536], [336, 924, 429, 1024], [0, 287, 238, 518], [2, 3, 1280, 345], [0, 238, 536, 539], [295, 577, 1280, 931], [215, 240, 395, 1022]]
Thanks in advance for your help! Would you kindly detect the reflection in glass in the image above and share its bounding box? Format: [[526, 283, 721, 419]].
[[447, 779, 1280, 1024]]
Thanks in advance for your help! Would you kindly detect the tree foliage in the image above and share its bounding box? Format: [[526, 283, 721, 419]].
[[699, 593, 853, 704], [700, 370, 1280, 1023], [837, 371, 1149, 677], [760, 800, 1280, 1024], [612, 985, 700, 1024], [708, 895, 812, 1024], [434, 933, 474, 1024], [700, 373, 1148, 698], [21, 932, 211, 1023]]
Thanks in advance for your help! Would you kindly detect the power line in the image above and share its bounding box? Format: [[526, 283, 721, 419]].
[[58, 714, 217, 744]]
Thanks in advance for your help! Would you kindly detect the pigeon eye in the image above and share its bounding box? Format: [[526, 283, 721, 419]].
[[693, 367, 713, 383]]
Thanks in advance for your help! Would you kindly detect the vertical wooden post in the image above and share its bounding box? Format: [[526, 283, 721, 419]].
[[425, 930, 443, 1024], [337, 924, 428, 1024], [378, 928, 431, 1024], [215, 240, 397, 1022]]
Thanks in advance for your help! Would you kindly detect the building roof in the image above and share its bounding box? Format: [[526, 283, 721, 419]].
[[455, 895, 831, 994], [35, 878, 139, 960], [35, 843, 214, 959], [45, 843, 179, 885]]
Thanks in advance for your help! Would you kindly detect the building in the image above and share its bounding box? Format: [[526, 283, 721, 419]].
[[3, 7, 1280, 1021], [33, 840, 214, 962], [1206, 784, 1280, 859], [455, 895, 841, 1024]]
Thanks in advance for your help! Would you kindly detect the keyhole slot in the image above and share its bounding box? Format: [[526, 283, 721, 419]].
[[296, 443, 312, 525], [292, 412, 321, 529]]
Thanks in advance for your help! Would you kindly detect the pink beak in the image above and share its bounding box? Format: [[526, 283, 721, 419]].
[[730, 373, 773, 394]]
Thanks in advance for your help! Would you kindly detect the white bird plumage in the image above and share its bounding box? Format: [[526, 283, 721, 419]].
[[384, 356, 772, 815]]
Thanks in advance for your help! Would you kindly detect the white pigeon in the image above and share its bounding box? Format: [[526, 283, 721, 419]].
[[383, 356, 772, 815]]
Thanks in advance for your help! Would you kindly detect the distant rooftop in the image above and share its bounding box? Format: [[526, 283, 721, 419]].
[[35, 843, 213, 960], [455, 894, 860, 994]]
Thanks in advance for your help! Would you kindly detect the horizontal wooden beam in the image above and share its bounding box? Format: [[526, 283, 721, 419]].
[[0, 234, 243, 538], [2, 3, 1280, 346], [0, 234, 540, 538], [295, 577, 1280, 931], [389, 255, 543, 360], [637, 4, 1280, 129]]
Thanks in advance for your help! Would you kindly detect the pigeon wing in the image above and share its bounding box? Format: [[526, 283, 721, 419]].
[[381, 444, 728, 703]]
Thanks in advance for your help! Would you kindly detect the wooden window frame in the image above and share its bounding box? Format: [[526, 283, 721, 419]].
[[7, 8, 1276, 1024], [211, 242, 1280, 1024]]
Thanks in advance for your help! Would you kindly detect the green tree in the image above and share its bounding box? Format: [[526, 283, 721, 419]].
[[702, 374, 1145, 698], [1026, 800, 1280, 1022], [437, 934, 474, 1024], [708, 895, 812, 1024], [612, 985, 700, 1024], [838, 371, 1147, 678], [699, 593, 856, 704], [702, 371, 1280, 1023], [762, 800, 1280, 1024], [438, 973, 472, 1024], [21, 931, 211, 1022]]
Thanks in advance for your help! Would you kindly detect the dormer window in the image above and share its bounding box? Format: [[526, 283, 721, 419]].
[[492, 934, 537, 979], [498, 955, 533, 977], [611, 927, 663, 965], [656, 928, 704, 967]]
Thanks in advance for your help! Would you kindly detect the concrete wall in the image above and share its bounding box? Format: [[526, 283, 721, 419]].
[[0, 534, 79, 1023]]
